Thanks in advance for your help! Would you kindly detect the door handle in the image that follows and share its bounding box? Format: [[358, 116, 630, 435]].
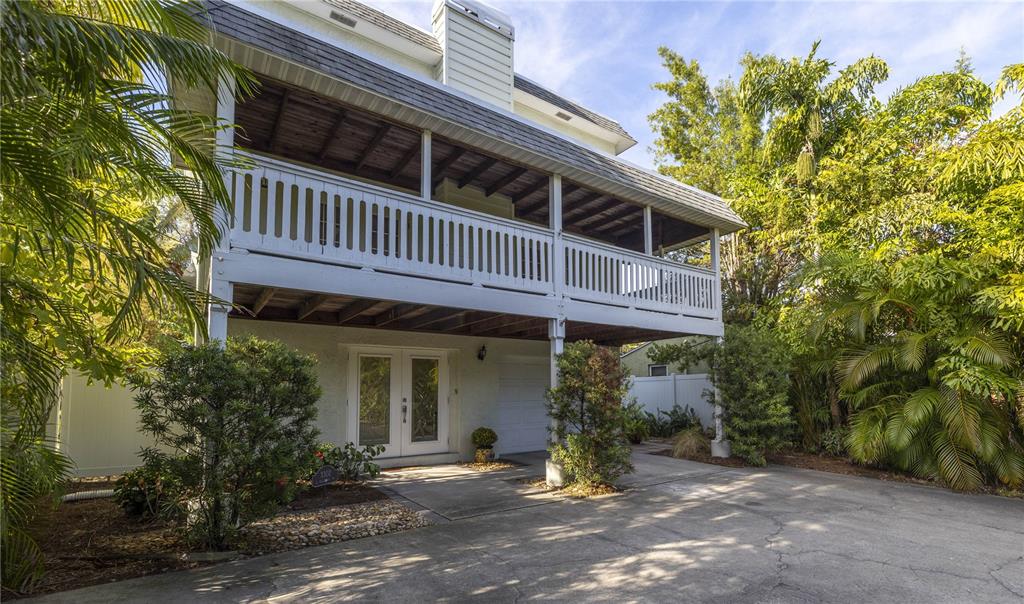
[[402, 401, 408, 423]]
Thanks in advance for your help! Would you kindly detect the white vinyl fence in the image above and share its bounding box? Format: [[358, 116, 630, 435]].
[[628, 373, 716, 429]]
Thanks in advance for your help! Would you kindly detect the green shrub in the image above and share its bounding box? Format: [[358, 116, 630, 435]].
[[306, 442, 383, 481], [471, 427, 498, 449], [133, 337, 321, 549], [114, 454, 183, 519], [671, 426, 710, 459], [820, 427, 849, 457], [643, 404, 700, 438], [547, 341, 634, 487], [623, 402, 650, 444], [713, 325, 793, 465]]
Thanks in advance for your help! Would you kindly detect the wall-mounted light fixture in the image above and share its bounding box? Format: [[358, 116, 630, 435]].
[[477, 345, 487, 361]]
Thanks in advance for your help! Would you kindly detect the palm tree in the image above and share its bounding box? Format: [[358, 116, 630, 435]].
[[740, 40, 888, 183], [810, 252, 1024, 491], [0, 0, 253, 591]]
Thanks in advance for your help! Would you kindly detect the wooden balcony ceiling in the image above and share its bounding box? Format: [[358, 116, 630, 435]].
[[230, 284, 682, 346], [235, 79, 706, 252]]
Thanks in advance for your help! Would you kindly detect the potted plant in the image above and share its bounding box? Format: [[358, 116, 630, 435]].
[[471, 427, 498, 463]]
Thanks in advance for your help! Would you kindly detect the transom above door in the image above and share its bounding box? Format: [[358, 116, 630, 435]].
[[348, 347, 449, 458]]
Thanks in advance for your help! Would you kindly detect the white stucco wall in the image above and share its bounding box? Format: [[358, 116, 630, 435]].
[[228, 319, 548, 459], [55, 319, 550, 476]]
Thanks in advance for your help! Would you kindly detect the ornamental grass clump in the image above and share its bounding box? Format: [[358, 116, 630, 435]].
[[547, 341, 634, 488]]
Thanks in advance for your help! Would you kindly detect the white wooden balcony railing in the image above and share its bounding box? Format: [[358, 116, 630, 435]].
[[228, 152, 719, 320]]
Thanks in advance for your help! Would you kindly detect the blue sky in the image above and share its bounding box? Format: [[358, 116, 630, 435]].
[[364, 0, 1024, 169]]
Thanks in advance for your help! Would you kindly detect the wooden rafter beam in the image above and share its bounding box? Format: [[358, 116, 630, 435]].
[[593, 209, 643, 234], [355, 124, 392, 171], [518, 184, 580, 217], [512, 177, 548, 204], [317, 109, 348, 160], [470, 314, 538, 336], [389, 141, 420, 179], [429, 311, 492, 333], [296, 293, 331, 321], [337, 298, 379, 324], [484, 167, 527, 197], [458, 157, 498, 189], [251, 287, 277, 316], [394, 307, 464, 330], [268, 88, 291, 151], [431, 148, 465, 188], [577, 203, 640, 228], [561, 192, 606, 221], [373, 303, 421, 327]]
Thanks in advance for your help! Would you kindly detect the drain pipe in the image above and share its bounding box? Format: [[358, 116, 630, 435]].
[[61, 489, 114, 503]]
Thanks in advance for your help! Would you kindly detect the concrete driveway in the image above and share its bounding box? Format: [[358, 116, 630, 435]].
[[33, 448, 1024, 603]]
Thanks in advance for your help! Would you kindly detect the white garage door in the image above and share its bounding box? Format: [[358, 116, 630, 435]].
[[494, 361, 549, 454]]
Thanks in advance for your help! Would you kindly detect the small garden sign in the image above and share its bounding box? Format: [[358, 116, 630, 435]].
[[311, 464, 340, 488]]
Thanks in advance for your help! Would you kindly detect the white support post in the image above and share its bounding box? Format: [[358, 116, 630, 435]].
[[197, 75, 236, 346], [420, 130, 432, 200], [710, 227, 721, 320], [709, 227, 728, 456], [550, 174, 564, 299], [207, 277, 232, 346], [546, 316, 566, 486], [214, 75, 236, 251], [710, 334, 731, 457], [643, 205, 653, 256]]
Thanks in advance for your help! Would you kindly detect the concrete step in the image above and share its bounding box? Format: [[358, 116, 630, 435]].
[[377, 452, 461, 469]]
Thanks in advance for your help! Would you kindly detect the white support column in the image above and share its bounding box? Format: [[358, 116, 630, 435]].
[[709, 227, 721, 320], [643, 206, 653, 256], [197, 75, 236, 346], [550, 174, 564, 299], [420, 130, 432, 200], [708, 227, 728, 456], [710, 333, 731, 458], [207, 276, 232, 348], [214, 75, 236, 251], [546, 316, 566, 486]]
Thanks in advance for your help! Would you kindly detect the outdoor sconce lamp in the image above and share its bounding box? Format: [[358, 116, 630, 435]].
[[477, 345, 487, 361]]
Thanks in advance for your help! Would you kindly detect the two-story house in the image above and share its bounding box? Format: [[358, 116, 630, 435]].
[[180, 0, 744, 470]]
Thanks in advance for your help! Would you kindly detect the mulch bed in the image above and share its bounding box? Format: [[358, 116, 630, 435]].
[[22, 497, 202, 599], [457, 461, 521, 472], [16, 478, 421, 599], [518, 477, 619, 498]]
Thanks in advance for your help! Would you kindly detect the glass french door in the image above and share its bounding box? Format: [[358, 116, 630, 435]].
[[353, 348, 448, 457]]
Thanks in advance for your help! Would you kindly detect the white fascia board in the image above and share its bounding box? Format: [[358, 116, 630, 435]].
[[512, 88, 635, 155]]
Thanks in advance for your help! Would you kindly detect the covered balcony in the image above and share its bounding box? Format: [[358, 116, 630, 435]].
[[219, 79, 722, 342]]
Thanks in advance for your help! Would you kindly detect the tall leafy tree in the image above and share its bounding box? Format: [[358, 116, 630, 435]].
[[0, 0, 252, 591], [651, 40, 1022, 489]]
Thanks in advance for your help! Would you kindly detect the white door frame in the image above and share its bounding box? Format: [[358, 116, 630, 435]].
[[347, 346, 450, 458]]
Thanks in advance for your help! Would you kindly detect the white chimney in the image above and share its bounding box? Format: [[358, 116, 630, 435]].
[[432, 0, 514, 110]]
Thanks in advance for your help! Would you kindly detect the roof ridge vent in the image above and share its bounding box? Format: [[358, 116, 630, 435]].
[[444, 0, 514, 39]]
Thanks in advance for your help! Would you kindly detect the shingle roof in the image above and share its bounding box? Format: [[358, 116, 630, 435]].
[[513, 76, 634, 141], [202, 1, 745, 231], [321, 0, 442, 55]]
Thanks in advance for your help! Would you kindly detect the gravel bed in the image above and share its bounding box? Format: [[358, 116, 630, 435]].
[[238, 500, 429, 554]]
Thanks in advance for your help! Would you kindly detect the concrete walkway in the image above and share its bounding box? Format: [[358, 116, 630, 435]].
[[32, 448, 1024, 603]]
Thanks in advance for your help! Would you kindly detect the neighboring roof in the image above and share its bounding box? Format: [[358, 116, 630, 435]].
[[322, 0, 442, 55], [514, 76, 633, 142], [202, 1, 746, 231]]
